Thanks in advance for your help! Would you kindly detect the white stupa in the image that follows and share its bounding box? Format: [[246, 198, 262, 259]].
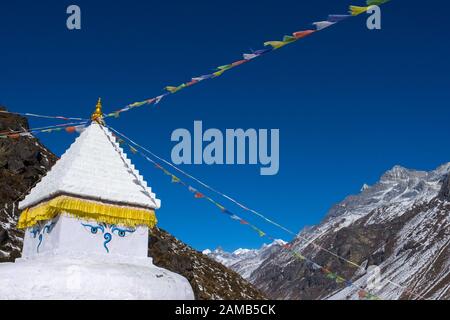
[[0, 99, 194, 300]]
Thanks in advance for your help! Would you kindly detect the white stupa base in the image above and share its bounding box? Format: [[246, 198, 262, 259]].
[[0, 252, 194, 300]]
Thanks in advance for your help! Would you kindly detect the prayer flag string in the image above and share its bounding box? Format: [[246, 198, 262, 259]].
[[0, 110, 88, 122], [106, 123, 429, 301], [103, 1, 390, 119], [106, 125, 382, 300], [0, 122, 88, 139]]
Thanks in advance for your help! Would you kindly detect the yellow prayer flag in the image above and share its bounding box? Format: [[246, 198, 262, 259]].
[[349, 5, 369, 16], [264, 41, 288, 49], [165, 86, 179, 93], [213, 70, 225, 77]]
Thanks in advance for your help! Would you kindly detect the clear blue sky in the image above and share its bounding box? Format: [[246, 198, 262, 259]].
[[1, 0, 449, 251]]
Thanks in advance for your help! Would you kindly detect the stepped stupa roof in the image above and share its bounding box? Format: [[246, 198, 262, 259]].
[[18, 100, 160, 228]]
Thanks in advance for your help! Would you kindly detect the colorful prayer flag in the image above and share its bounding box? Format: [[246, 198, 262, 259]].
[[264, 41, 289, 49], [358, 290, 368, 299], [129, 101, 146, 108], [367, 0, 389, 5], [321, 267, 331, 274], [349, 6, 369, 16], [8, 133, 21, 139], [165, 83, 186, 93], [327, 14, 351, 22], [211, 201, 225, 211], [254, 48, 273, 55], [243, 53, 259, 60], [192, 74, 214, 81], [212, 70, 226, 77], [65, 126, 76, 133], [311, 263, 322, 270], [129, 146, 138, 154], [185, 80, 198, 87], [217, 64, 233, 71], [154, 94, 168, 105], [312, 21, 335, 30], [194, 192, 205, 199], [292, 30, 315, 39], [231, 60, 248, 67], [165, 86, 178, 93], [282, 35, 297, 43], [336, 276, 346, 284], [230, 214, 242, 221], [326, 272, 337, 279], [294, 252, 306, 260]]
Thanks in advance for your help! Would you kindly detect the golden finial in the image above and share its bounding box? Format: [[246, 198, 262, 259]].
[[91, 98, 104, 124]]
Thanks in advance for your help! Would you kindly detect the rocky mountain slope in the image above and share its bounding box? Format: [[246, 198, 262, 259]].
[[0, 107, 57, 262], [210, 163, 450, 300], [149, 228, 265, 299], [0, 107, 265, 300]]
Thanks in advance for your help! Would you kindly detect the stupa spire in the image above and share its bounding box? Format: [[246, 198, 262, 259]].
[[91, 98, 104, 124]]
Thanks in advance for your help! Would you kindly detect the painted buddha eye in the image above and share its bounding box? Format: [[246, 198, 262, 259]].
[[31, 228, 40, 238], [43, 222, 56, 234], [82, 223, 105, 235], [111, 226, 135, 238]]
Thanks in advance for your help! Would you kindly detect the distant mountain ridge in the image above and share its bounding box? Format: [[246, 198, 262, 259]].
[[207, 163, 450, 300], [203, 239, 286, 279]]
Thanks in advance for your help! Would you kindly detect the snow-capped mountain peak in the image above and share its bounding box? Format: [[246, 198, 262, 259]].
[[360, 183, 370, 192], [204, 240, 286, 279], [206, 163, 450, 300], [249, 163, 450, 300]]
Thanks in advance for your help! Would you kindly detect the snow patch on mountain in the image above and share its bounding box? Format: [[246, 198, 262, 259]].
[[204, 239, 286, 279]]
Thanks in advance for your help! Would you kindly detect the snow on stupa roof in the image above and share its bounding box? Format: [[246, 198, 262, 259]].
[[19, 122, 161, 210]]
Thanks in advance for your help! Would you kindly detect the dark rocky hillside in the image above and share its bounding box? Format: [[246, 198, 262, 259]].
[[0, 107, 57, 262], [149, 228, 265, 300]]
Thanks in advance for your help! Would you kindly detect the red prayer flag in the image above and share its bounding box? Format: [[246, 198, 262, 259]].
[[358, 290, 367, 299], [321, 267, 331, 274], [231, 59, 248, 67], [65, 126, 76, 133], [194, 192, 205, 199], [293, 30, 315, 39], [8, 133, 21, 139], [185, 80, 198, 87]]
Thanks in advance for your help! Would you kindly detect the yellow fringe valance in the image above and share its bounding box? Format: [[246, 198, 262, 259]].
[[17, 195, 157, 229]]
